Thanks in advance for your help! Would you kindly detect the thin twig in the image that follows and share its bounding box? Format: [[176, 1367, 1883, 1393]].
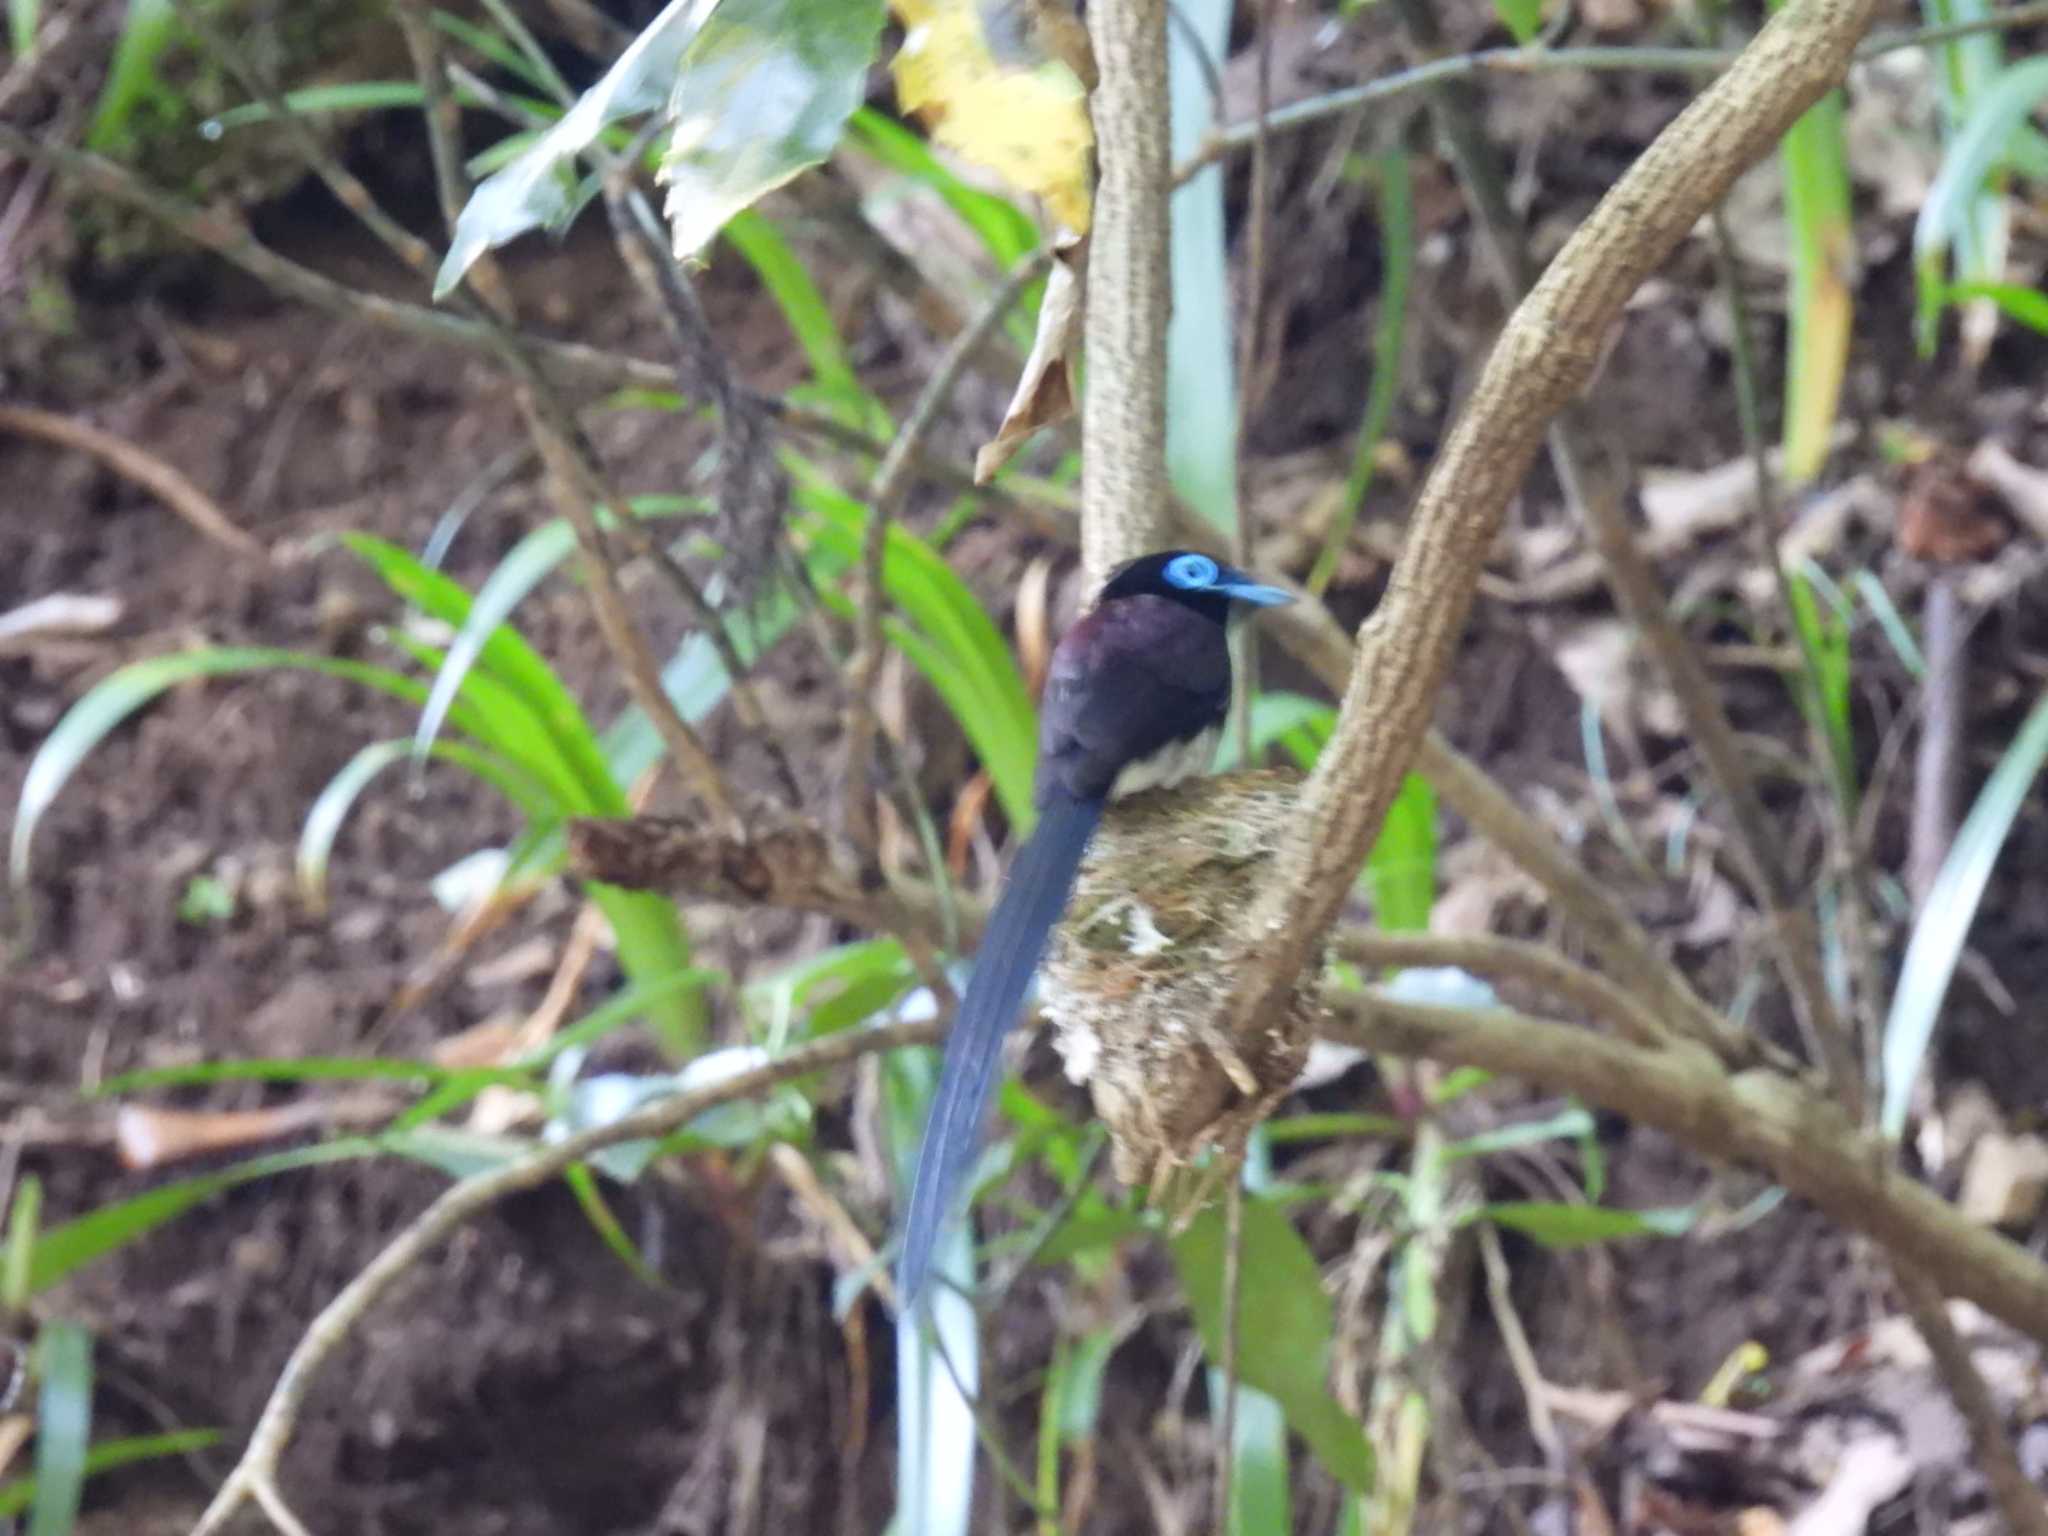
[[1338, 931, 1677, 1051], [1321, 989, 2048, 1346], [1891, 1262, 2048, 1536], [1175, 0, 2048, 181], [0, 405, 266, 562], [1216, 1174, 1243, 1532], [1229, 0, 1277, 773], [845, 244, 1053, 852], [189, 1017, 943, 1536]]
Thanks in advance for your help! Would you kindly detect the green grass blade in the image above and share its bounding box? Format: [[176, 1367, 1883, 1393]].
[[587, 883, 708, 1060], [1915, 56, 2048, 354], [1775, 81, 1853, 485], [346, 534, 623, 813], [203, 82, 427, 133], [1881, 686, 2048, 1138], [300, 738, 554, 911], [9, 1142, 374, 1295], [0, 1430, 221, 1520], [86, 0, 179, 151], [1364, 774, 1436, 934], [11, 647, 436, 888], [722, 211, 880, 428], [1165, 0, 1238, 538], [27, 1322, 91, 1536], [95, 1056, 493, 1096], [4, 1174, 40, 1311], [1312, 150, 1413, 595], [10, 0, 38, 56], [431, 6, 561, 95], [1945, 279, 2048, 336], [1481, 1201, 1695, 1247], [562, 1162, 666, 1288], [844, 109, 1039, 269]]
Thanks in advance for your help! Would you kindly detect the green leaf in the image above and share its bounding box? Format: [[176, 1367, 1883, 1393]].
[[1165, 0, 1238, 536], [1882, 686, 2048, 1138], [437, 0, 886, 295], [345, 534, 621, 813], [1915, 56, 2048, 353], [10, 0, 38, 57], [0, 1430, 221, 1520], [562, 1162, 666, 1288], [723, 211, 880, 426], [797, 481, 1038, 826], [844, 109, 1038, 270], [1209, 1369, 1293, 1536], [4, 1174, 40, 1311], [1945, 279, 2048, 336], [299, 738, 552, 911], [1482, 1201, 1695, 1247], [87, 0, 180, 151], [9, 1142, 373, 1295], [1492, 0, 1543, 45], [28, 1323, 91, 1536], [659, 0, 888, 258], [1442, 1107, 1595, 1163], [1171, 1197, 1374, 1494], [1365, 774, 1436, 933], [11, 647, 435, 889], [1775, 77, 1853, 484], [202, 81, 427, 134]]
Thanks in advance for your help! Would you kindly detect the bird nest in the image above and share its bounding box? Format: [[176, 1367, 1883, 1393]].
[[1040, 768, 1319, 1208]]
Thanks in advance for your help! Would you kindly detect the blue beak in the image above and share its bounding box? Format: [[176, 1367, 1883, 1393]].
[[1219, 580, 1294, 607]]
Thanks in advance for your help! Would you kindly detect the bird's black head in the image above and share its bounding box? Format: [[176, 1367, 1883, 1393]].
[[1096, 550, 1294, 625]]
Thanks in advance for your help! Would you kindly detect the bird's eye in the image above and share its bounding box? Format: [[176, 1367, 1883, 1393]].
[[1163, 553, 1219, 590]]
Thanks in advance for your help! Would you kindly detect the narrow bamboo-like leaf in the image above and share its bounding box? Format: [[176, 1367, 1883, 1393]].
[[1482, 1201, 1695, 1247], [1946, 279, 2048, 336], [0, 1430, 222, 1519], [9, 1142, 373, 1295], [4, 1175, 40, 1312], [562, 1162, 667, 1288], [1915, 57, 2048, 353], [723, 211, 880, 425], [86, 0, 178, 150], [300, 738, 551, 910], [28, 1323, 91, 1536], [1165, 0, 1238, 536], [96, 1056, 485, 1096], [1209, 1367, 1292, 1536], [844, 108, 1038, 269], [346, 534, 621, 812], [1171, 1197, 1375, 1493], [12, 648, 433, 888], [1775, 78, 1853, 485], [1442, 1108, 1594, 1163], [203, 82, 426, 134], [1365, 774, 1436, 934], [1882, 687, 2048, 1137]]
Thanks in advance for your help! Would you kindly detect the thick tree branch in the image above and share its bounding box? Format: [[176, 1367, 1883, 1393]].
[[1214, 0, 1880, 1057], [1081, 0, 1176, 581], [1323, 993, 2048, 1346]]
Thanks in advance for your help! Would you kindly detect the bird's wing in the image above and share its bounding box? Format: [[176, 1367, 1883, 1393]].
[[1039, 596, 1232, 801]]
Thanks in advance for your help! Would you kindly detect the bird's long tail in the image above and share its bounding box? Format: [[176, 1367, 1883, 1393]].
[[897, 791, 1104, 1307]]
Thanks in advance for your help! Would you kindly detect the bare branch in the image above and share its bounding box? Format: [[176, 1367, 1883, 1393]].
[[1213, 0, 1880, 1074], [1081, 0, 1176, 581], [189, 1017, 941, 1536]]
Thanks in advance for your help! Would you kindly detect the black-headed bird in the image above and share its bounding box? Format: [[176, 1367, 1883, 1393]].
[[897, 549, 1293, 1305]]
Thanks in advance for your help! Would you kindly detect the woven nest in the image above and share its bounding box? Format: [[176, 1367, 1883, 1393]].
[[1041, 769, 1319, 1203]]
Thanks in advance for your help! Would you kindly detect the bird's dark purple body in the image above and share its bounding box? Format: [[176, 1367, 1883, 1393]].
[[897, 551, 1291, 1307]]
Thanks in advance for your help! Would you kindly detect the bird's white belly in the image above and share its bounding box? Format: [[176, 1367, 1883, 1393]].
[[1109, 725, 1221, 801]]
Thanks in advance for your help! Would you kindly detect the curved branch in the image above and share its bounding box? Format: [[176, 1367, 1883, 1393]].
[[1326, 993, 2048, 1346], [189, 1017, 940, 1536], [1217, 0, 1880, 1047]]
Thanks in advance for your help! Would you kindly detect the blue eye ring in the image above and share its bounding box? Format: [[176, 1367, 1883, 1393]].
[[1163, 553, 1219, 590]]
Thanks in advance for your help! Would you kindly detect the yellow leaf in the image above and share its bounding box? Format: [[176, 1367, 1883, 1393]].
[[890, 0, 1094, 234]]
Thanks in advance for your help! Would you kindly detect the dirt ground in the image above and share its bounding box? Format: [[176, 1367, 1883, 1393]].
[[6, 4, 2048, 1533]]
